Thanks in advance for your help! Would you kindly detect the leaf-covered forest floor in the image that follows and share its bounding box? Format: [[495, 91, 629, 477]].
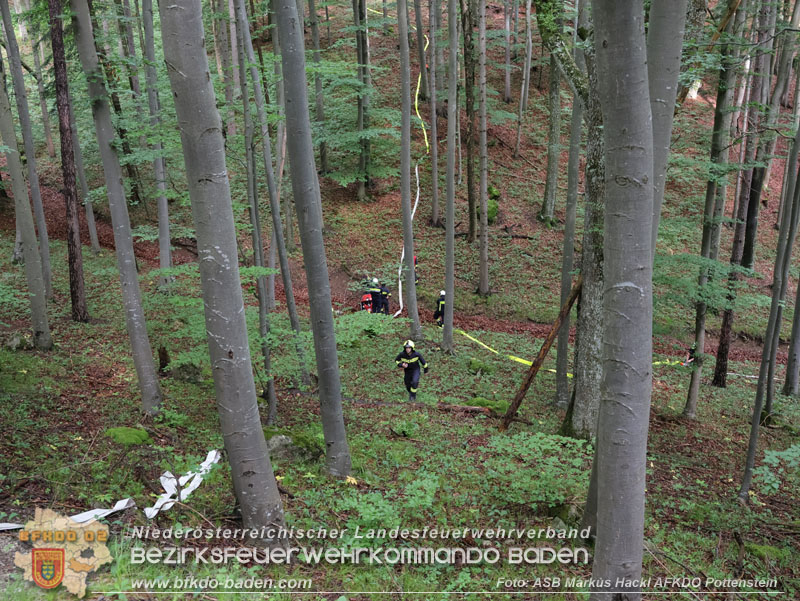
[[1, 3, 799, 600]]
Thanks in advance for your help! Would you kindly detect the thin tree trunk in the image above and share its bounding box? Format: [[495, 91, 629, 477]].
[[503, 0, 511, 102], [513, 0, 532, 157], [274, 0, 353, 476], [398, 0, 423, 339], [237, 20, 278, 424], [413, 0, 428, 101], [461, 0, 477, 243], [589, 1, 653, 596], [0, 0, 51, 300], [0, 51, 52, 350], [435, 0, 444, 93], [685, 0, 744, 418], [49, 0, 89, 323], [567, 44, 603, 441], [477, 0, 489, 296], [70, 0, 162, 416], [556, 18, 583, 409], [160, 0, 285, 535], [539, 53, 560, 225], [142, 0, 172, 286], [69, 102, 100, 255], [429, 0, 441, 226], [739, 129, 800, 501], [235, 0, 312, 388], [229, 0, 240, 90], [31, 41, 55, 158], [308, 0, 328, 174], [648, 0, 689, 256], [210, 0, 225, 78], [216, 0, 236, 138], [742, 0, 782, 269], [443, 0, 458, 352]]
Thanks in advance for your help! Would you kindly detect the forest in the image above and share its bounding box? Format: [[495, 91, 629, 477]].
[[0, 0, 799, 599]]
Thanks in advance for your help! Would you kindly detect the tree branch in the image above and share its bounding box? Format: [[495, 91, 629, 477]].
[[531, 0, 588, 105]]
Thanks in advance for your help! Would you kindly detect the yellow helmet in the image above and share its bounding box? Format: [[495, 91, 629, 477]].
[[404, 340, 415, 349]]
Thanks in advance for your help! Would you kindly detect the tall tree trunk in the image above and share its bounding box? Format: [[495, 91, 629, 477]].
[[70, 0, 162, 416], [32, 40, 55, 159], [590, 1, 653, 596], [556, 0, 584, 410], [308, 0, 328, 174], [713, 3, 772, 387], [17, 0, 55, 159], [398, 0, 423, 339], [353, 0, 371, 201], [648, 0, 689, 256], [215, 0, 236, 138], [0, 0, 51, 300], [229, 0, 240, 90], [429, 0, 441, 226], [69, 101, 101, 255], [443, 0, 458, 352], [142, 0, 172, 286], [567, 51, 604, 441], [513, 0, 532, 157], [539, 54, 560, 225], [435, 0, 445, 93], [685, 0, 744, 417], [461, 0, 477, 243], [741, 0, 795, 268], [160, 0, 285, 534], [236, 16, 279, 425], [739, 129, 800, 500], [274, 0, 353, 477], [477, 0, 489, 296], [413, 0, 429, 101], [49, 0, 89, 323], [0, 52, 52, 350], [93, 3, 144, 212], [235, 0, 312, 388], [503, 0, 511, 102]]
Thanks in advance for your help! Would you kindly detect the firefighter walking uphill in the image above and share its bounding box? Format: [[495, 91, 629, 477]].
[[395, 340, 428, 402]]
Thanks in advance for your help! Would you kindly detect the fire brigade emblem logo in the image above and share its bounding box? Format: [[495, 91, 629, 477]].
[[32, 548, 65, 589]]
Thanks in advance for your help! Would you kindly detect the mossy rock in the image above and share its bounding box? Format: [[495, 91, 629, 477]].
[[105, 427, 151, 446], [468, 357, 495, 375], [465, 397, 509, 414], [745, 542, 790, 562], [475, 196, 499, 225], [264, 426, 324, 460]]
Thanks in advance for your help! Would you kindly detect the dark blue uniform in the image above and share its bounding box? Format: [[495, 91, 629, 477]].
[[433, 294, 445, 326], [395, 349, 428, 401], [379, 284, 391, 314]]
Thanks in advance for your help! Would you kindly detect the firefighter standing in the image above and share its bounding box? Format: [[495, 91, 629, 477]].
[[369, 278, 382, 314], [396, 340, 428, 402], [433, 290, 446, 327], [379, 282, 391, 314]]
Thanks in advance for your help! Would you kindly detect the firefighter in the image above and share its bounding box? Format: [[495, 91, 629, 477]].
[[433, 290, 446, 327], [368, 278, 382, 314], [395, 340, 428, 402], [379, 281, 391, 314], [414, 255, 419, 285]]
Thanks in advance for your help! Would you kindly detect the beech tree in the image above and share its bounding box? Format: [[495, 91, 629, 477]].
[[160, 0, 285, 534], [0, 50, 52, 351], [398, 0, 423, 339], [442, 0, 458, 352], [477, 0, 489, 296], [142, 0, 172, 285], [1, 0, 52, 299], [70, 0, 162, 416], [274, 0, 352, 476], [590, 1, 653, 595]]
